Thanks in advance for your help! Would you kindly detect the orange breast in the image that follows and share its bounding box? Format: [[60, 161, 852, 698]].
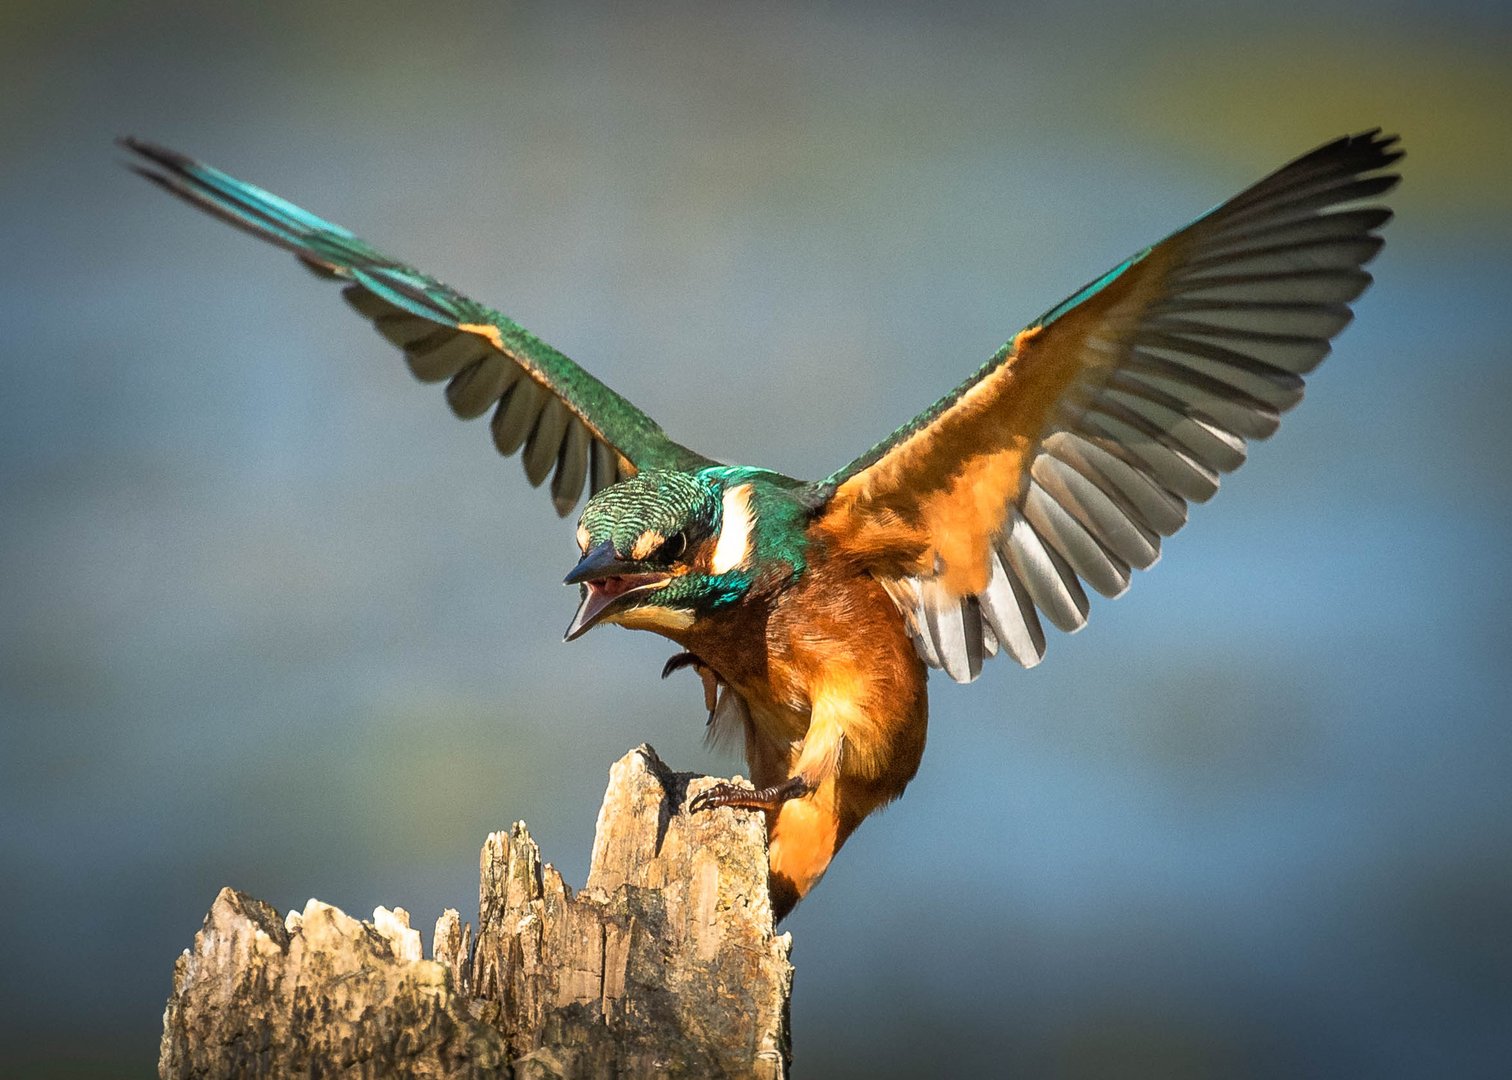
[[686, 555, 930, 797], [682, 554, 932, 917]]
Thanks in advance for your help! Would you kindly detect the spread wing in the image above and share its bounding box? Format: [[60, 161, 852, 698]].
[[122, 138, 713, 515], [813, 130, 1401, 681]]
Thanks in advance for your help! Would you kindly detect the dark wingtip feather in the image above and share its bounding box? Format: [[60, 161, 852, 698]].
[[116, 135, 700, 507], [119, 135, 354, 273], [125, 162, 170, 187], [118, 136, 199, 176], [1351, 128, 1405, 171]]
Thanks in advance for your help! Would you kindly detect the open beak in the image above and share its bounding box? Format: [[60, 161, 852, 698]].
[[562, 541, 671, 641]]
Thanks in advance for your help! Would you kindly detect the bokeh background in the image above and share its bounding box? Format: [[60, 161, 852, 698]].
[[3, 1, 1510, 1075]]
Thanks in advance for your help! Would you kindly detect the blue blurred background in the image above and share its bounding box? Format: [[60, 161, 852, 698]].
[[3, 1, 1510, 1075]]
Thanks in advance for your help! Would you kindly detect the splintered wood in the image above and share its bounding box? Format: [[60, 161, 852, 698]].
[[159, 747, 792, 1079]]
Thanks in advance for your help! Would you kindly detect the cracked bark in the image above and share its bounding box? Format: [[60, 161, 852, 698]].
[[159, 746, 792, 1079]]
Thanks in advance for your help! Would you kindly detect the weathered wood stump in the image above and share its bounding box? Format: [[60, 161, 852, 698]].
[[159, 746, 793, 1078]]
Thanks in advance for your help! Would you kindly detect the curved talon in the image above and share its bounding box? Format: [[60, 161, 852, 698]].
[[663, 650, 722, 716], [688, 784, 742, 814], [661, 651, 703, 680]]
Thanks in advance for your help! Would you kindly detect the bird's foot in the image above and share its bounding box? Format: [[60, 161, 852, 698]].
[[689, 775, 814, 814], [662, 650, 721, 717]]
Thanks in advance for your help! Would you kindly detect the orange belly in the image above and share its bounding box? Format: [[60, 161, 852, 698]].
[[684, 566, 930, 918]]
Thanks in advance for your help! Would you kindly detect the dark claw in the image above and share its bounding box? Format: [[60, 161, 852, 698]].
[[663, 650, 722, 717], [688, 776, 814, 814], [661, 651, 703, 680], [689, 782, 750, 814]]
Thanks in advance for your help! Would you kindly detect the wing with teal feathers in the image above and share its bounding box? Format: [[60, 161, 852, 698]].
[[814, 130, 1401, 681], [122, 138, 713, 515]]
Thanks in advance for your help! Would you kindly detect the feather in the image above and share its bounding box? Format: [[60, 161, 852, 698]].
[[122, 137, 717, 507], [1215, 132, 1398, 215], [589, 438, 620, 495], [523, 397, 570, 487], [704, 684, 750, 756], [375, 313, 439, 348], [977, 549, 1045, 668], [1170, 268, 1372, 305], [923, 590, 975, 683], [1149, 299, 1354, 341], [1115, 364, 1280, 440], [959, 598, 986, 680], [1148, 323, 1334, 375], [980, 618, 1000, 658], [1082, 403, 1221, 502], [1100, 380, 1249, 472], [1041, 431, 1187, 538], [1002, 511, 1088, 634], [1175, 232, 1385, 278], [341, 283, 389, 319], [407, 331, 490, 383], [551, 419, 591, 516], [1032, 449, 1160, 569], [446, 356, 513, 419], [1022, 480, 1131, 598], [491, 376, 545, 457], [911, 598, 942, 669], [1132, 332, 1306, 408], [349, 267, 453, 323], [817, 130, 1397, 674], [1210, 174, 1399, 239]]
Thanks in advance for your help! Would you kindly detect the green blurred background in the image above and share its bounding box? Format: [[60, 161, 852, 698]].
[[3, 1, 1510, 1075]]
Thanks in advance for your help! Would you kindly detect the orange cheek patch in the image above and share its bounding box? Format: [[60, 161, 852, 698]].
[[630, 531, 666, 561]]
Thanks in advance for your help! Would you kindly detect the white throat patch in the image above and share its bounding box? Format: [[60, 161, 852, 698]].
[[710, 483, 754, 575]]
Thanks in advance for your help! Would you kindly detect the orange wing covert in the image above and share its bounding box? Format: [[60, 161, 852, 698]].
[[816, 131, 1401, 682]]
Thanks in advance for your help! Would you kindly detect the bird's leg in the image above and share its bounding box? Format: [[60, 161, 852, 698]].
[[761, 674, 869, 918], [661, 650, 721, 717], [689, 774, 814, 814]]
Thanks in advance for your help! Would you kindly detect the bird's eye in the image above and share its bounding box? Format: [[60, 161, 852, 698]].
[[659, 531, 688, 562]]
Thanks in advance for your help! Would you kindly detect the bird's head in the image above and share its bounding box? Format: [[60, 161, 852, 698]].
[[562, 468, 787, 641]]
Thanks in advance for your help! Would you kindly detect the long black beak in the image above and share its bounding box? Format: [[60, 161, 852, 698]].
[[564, 586, 616, 642], [562, 541, 666, 642], [563, 540, 623, 586]]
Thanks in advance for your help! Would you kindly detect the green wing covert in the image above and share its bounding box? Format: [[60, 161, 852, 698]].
[[123, 138, 714, 516]]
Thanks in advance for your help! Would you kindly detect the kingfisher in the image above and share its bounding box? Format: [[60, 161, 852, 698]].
[[124, 131, 1400, 920]]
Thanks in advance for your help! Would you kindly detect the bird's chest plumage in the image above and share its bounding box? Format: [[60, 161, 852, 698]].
[[682, 563, 930, 782]]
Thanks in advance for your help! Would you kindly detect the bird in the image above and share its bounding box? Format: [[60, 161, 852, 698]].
[[123, 131, 1400, 921]]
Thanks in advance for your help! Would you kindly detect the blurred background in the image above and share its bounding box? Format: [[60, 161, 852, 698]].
[[3, 0, 1510, 1075]]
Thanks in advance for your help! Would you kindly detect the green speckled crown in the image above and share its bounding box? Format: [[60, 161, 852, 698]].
[[578, 470, 721, 557]]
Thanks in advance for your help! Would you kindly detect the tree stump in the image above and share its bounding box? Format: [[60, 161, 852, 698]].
[[159, 746, 793, 1078]]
